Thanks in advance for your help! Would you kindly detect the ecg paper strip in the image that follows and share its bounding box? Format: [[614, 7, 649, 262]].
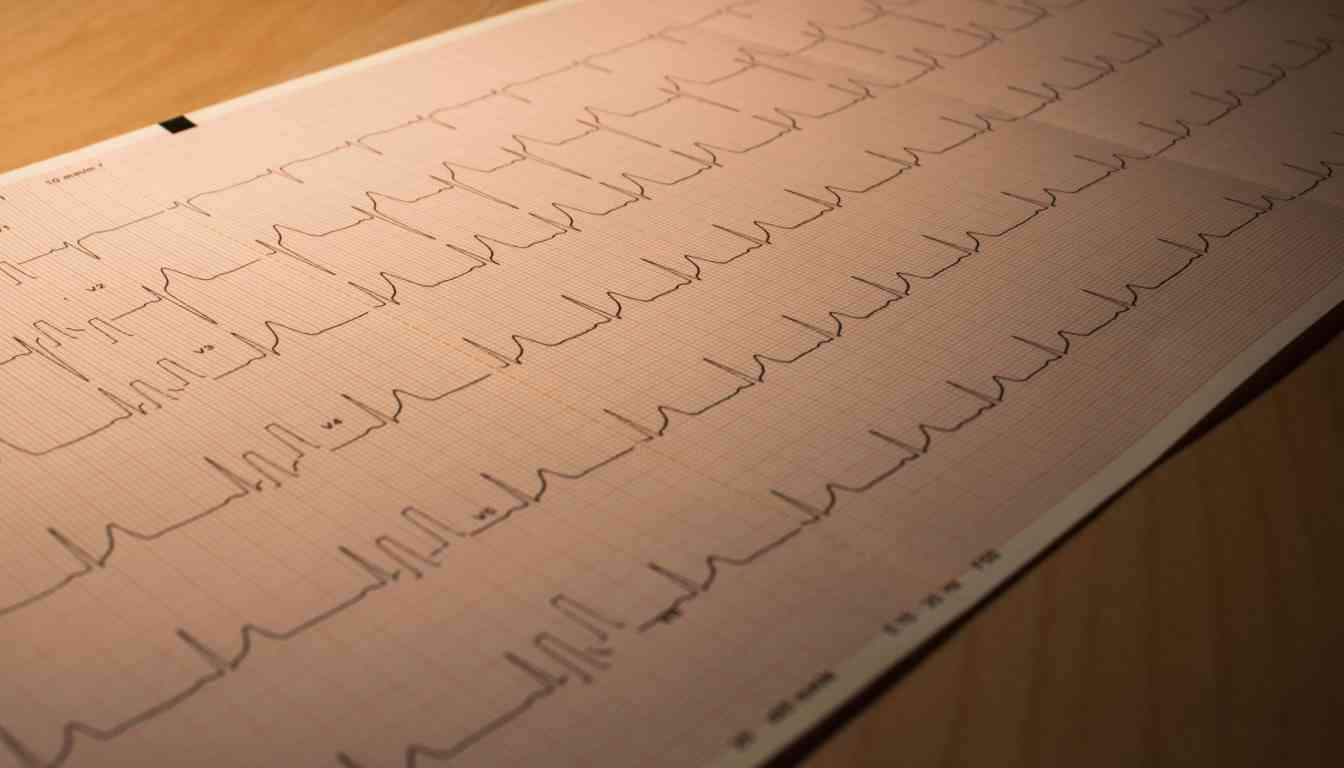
[[0, 0, 1341, 765]]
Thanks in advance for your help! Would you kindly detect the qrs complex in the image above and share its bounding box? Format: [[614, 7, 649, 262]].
[[0, 1, 1342, 767]]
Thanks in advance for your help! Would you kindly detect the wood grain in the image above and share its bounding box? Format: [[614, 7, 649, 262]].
[[2, 2, 1339, 766]]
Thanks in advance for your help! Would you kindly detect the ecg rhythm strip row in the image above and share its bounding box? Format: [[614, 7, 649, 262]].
[[1, 1, 1340, 767]]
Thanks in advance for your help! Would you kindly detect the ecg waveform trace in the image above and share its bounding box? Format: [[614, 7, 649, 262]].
[[0, 0, 1341, 766]]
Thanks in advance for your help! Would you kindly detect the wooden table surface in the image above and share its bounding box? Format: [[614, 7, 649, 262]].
[[2, 2, 1340, 766]]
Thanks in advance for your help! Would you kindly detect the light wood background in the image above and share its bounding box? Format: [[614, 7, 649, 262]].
[[2, 2, 1339, 766]]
